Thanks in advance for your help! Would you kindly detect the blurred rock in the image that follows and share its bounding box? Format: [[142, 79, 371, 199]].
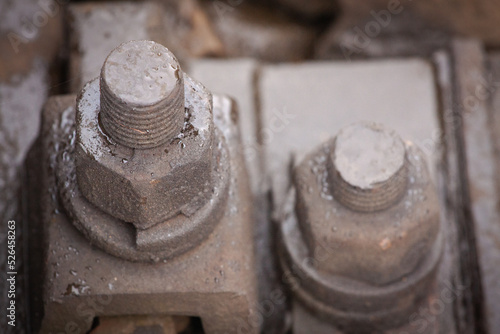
[[271, 0, 337, 20], [335, 0, 500, 46], [69, 0, 224, 92], [154, 0, 224, 62], [0, 0, 62, 80], [316, 10, 450, 60], [202, 1, 317, 62]]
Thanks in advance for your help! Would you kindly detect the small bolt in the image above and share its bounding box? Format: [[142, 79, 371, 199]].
[[99, 40, 184, 149], [328, 122, 408, 212]]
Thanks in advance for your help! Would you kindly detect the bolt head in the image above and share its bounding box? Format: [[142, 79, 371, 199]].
[[294, 132, 440, 285], [99, 40, 185, 149], [101, 40, 180, 107], [328, 122, 408, 212], [333, 122, 405, 190]]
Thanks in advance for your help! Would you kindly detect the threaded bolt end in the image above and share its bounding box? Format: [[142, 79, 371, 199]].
[[328, 122, 408, 212], [99, 40, 184, 149]]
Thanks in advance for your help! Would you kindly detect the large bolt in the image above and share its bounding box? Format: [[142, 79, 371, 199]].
[[99, 40, 184, 149], [283, 121, 442, 331], [75, 40, 222, 234], [328, 122, 408, 212]]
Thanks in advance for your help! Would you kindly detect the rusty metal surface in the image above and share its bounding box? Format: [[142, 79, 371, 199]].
[[188, 59, 287, 333], [277, 123, 455, 333], [97, 41, 185, 149], [2, 2, 497, 332], [428, 46, 488, 334], [29, 90, 259, 333], [453, 39, 500, 333], [327, 123, 409, 213], [71, 42, 224, 239], [188, 59, 262, 193], [293, 124, 441, 286], [63, 74, 230, 260], [259, 58, 440, 212]]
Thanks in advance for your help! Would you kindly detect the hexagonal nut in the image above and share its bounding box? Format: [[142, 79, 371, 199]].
[[75, 74, 215, 230], [293, 139, 441, 286]]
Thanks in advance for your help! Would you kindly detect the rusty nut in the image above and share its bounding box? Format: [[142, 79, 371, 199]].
[[75, 41, 216, 230], [294, 122, 441, 286]]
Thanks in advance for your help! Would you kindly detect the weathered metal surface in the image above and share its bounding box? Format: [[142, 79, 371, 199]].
[[255, 57, 446, 333], [328, 123, 409, 213], [415, 45, 490, 334], [189, 59, 289, 333], [29, 90, 258, 333], [259, 58, 439, 211], [67, 89, 227, 259], [188, 59, 261, 193], [452, 39, 500, 333], [294, 123, 441, 285], [278, 123, 453, 333], [73, 41, 223, 237], [6, 3, 496, 332], [98, 41, 185, 149], [188, 59, 288, 333]]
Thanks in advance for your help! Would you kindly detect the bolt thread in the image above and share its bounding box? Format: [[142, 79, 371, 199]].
[[99, 76, 184, 149], [328, 144, 408, 213]]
